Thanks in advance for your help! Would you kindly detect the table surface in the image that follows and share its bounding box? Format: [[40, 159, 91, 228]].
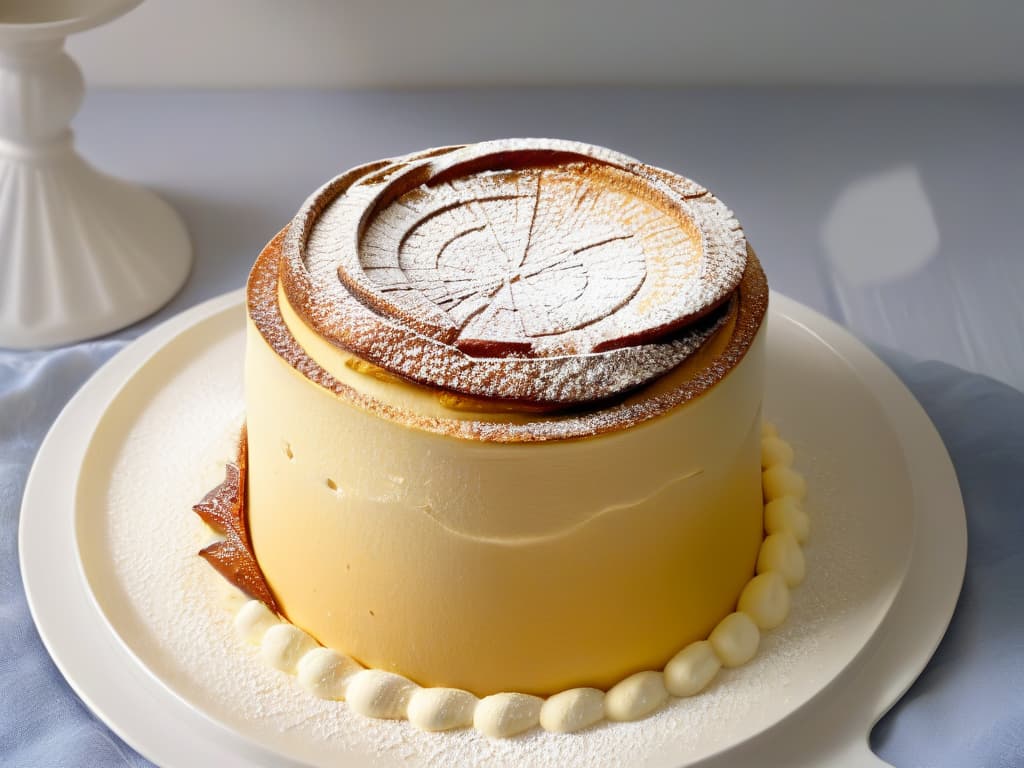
[[2, 87, 1023, 767]]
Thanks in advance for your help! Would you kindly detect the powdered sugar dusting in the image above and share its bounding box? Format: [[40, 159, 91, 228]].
[[250, 230, 767, 443], [280, 140, 749, 406], [357, 164, 700, 356]]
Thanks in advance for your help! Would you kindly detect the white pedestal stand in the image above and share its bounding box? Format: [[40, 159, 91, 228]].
[[0, 1, 191, 349]]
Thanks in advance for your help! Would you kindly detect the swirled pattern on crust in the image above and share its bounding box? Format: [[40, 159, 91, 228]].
[[279, 139, 750, 406]]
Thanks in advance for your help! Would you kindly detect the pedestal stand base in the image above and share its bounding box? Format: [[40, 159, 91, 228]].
[[0, 144, 192, 348]]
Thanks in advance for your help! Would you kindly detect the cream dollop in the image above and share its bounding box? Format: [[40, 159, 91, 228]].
[[764, 496, 810, 543], [605, 670, 669, 721], [234, 599, 279, 644], [407, 687, 478, 731], [346, 669, 418, 720], [260, 623, 318, 673], [757, 532, 806, 587], [296, 647, 363, 700], [738, 571, 791, 630], [225, 428, 808, 738], [760, 436, 794, 468], [762, 465, 807, 501], [708, 612, 760, 667], [664, 640, 721, 697], [539, 688, 605, 733], [474, 693, 543, 738]]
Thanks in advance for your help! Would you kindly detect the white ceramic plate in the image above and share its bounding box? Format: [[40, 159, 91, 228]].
[[20, 290, 965, 768]]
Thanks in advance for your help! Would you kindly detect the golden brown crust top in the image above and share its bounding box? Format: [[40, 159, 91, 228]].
[[279, 140, 749, 406], [247, 232, 768, 443]]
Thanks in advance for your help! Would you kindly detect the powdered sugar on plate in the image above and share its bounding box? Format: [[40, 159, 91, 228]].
[[77, 301, 907, 768]]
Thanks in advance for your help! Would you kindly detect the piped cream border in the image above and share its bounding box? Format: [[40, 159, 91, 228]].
[[223, 423, 809, 738]]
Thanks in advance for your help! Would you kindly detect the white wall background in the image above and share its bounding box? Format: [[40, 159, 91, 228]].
[[67, 0, 1024, 87]]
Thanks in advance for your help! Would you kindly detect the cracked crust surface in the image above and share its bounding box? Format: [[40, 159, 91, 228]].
[[276, 140, 754, 407]]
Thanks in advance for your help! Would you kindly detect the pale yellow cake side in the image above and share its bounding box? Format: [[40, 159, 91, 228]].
[[244, 284, 766, 697]]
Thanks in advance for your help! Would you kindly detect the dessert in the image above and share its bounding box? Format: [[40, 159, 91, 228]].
[[194, 139, 809, 736]]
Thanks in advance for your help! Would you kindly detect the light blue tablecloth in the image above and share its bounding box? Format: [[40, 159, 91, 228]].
[[2, 87, 1023, 767]]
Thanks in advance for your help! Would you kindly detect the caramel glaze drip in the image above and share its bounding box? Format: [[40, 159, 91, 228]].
[[192, 427, 279, 612]]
